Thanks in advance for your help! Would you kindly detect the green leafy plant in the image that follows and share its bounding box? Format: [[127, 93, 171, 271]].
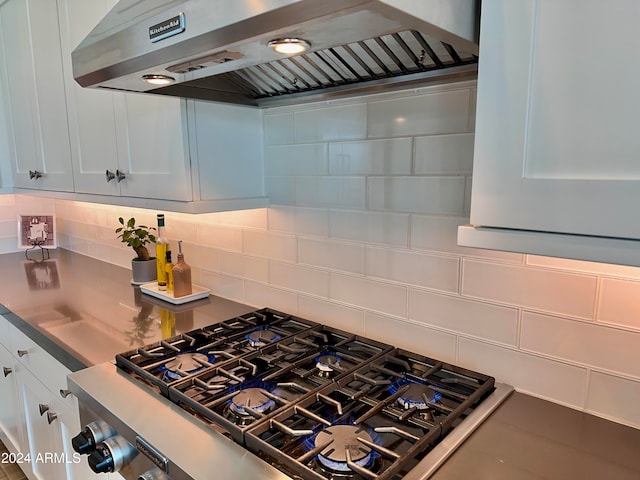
[[115, 217, 157, 260]]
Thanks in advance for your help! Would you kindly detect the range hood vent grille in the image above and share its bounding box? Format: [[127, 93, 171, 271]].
[[150, 29, 477, 106], [232, 30, 477, 99]]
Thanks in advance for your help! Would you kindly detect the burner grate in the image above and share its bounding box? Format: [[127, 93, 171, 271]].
[[244, 349, 495, 480]]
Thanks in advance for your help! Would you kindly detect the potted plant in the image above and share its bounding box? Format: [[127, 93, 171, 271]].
[[116, 217, 157, 284]]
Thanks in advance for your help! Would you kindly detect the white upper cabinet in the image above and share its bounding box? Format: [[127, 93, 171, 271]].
[[0, 0, 266, 213], [459, 0, 640, 266], [58, 0, 192, 201], [0, 0, 74, 192]]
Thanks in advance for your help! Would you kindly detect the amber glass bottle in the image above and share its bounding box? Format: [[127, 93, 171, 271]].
[[172, 241, 192, 298]]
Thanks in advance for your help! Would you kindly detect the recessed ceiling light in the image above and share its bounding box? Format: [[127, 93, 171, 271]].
[[142, 74, 175, 86], [268, 38, 311, 55]]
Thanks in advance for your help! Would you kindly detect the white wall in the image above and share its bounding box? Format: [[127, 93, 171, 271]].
[[18, 81, 640, 429]]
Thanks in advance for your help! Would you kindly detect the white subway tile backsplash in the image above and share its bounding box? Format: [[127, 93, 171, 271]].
[[365, 312, 457, 363], [587, 372, 640, 428], [269, 262, 329, 298], [0, 207, 17, 221], [521, 312, 640, 379], [268, 206, 329, 237], [330, 210, 409, 247], [217, 208, 268, 229], [298, 296, 365, 335], [263, 112, 294, 145], [410, 214, 524, 261], [298, 237, 364, 275], [598, 278, 640, 330], [243, 229, 297, 262], [265, 144, 328, 175], [0, 236, 17, 254], [330, 273, 407, 318], [462, 259, 597, 319], [368, 177, 466, 214], [220, 251, 268, 283], [409, 290, 519, 345], [328, 138, 412, 175], [367, 89, 470, 138], [197, 223, 243, 251], [266, 176, 296, 204], [0, 219, 15, 236], [198, 270, 245, 304], [296, 176, 366, 209], [294, 104, 367, 142], [0, 195, 15, 206], [367, 247, 459, 293], [414, 133, 474, 175], [179, 244, 220, 272], [459, 338, 588, 408], [244, 281, 298, 313]]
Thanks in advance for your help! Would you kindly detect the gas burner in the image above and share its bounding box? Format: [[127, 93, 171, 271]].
[[315, 425, 374, 473], [397, 383, 442, 410], [228, 388, 275, 419], [162, 353, 210, 380], [245, 329, 281, 348], [315, 352, 341, 377]]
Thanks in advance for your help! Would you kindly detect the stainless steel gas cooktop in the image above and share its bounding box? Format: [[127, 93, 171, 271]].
[[68, 308, 513, 480]]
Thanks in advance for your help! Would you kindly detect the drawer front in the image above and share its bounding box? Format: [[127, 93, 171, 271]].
[[8, 323, 71, 396]]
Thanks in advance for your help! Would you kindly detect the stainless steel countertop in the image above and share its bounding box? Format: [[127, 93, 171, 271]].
[[0, 249, 256, 371], [3, 249, 640, 479], [431, 392, 640, 479]]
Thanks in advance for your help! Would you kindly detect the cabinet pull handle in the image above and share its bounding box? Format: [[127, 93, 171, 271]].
[[2, 367, 11, 377], [106, 170, 116, 182], [39, 404, 49, 416], [46, 411, 58, 425], [116, 169, 126, 182], [17, 349, 28, 357], [29, 170, 43, 180], [59, 389, 72, 399]]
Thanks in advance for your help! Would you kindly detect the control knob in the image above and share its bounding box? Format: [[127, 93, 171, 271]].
[[71, 420, 117, 455], [88, 435, 137, 474]]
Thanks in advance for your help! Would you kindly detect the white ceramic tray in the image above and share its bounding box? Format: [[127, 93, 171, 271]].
[[139, 282, 211, 305]]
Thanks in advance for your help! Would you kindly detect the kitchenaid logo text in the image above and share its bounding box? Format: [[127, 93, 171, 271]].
[[149, 13, 185, 42]]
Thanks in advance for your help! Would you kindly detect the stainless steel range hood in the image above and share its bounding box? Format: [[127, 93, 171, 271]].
[[72, 0, 479, 107]]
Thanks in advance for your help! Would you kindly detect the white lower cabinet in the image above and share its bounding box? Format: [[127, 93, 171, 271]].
[[0, 344, 25, 455], [1, 315, 92, 480]]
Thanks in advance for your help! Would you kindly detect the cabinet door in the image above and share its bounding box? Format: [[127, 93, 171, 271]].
[[0, 0, 40, 189], [17, 367, 67, 480], [59, 0, 121, 196], [0, 345, 25, 455], [0, 0, 73, 192], [190, 100, 264, 201], [471, 0, 640, 240], [114, 93, 193, 201]]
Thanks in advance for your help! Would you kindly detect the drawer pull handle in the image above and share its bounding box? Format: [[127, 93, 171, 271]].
[[106, 170, 116, 182], [2, 367, 11, 377], [46, 412, 58, 425], [59, 389, 72, 399], [116, 169, 126, 182], [17, 350, 28, 357], [39, 404, 49, 416]]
